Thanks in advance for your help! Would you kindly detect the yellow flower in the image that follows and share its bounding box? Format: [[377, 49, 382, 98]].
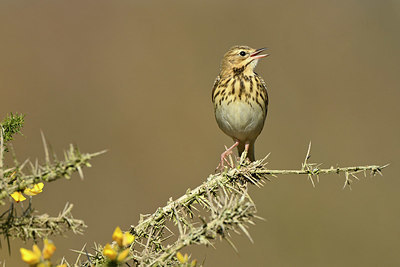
[[176, 252, 188, 263], [11, 191, 26, 202], [103, 243, 117, 260], [112, 226, 135, 247], [122, 232, 135, 247], [11, 183, 44, 202], [112, 226, 124, 247], [20, 244, 41, 265], [42, 239, 56, 259], [56, 264, 67, 267], [117, 248, 130, 262], [37, 261, 51, 267], [24, 183, 44, 196]]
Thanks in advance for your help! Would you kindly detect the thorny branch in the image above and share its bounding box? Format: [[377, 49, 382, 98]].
[[0, 137, 106, 204], [81, 144, 387, 266], [0, 202, 86, 242], [0, 114, 104, 252]]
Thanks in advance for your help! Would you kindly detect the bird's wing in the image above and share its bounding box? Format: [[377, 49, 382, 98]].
[[255, 73, 269, 107], [211, 75, 221, 102]]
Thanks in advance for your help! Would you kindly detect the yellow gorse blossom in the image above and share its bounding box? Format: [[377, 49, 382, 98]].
[[177, 252, 197, 266], [11, 191, 26, 202], [103, 243, 117, 260], [112, 226, 135, 247], [11, 183, 44, 202], [20, 239, 58, 266], [112, 227, 123, 246], [20, 244, 42, 265], [37, 262, 51, 267], [24, 182, 44, 196], [122, 232, 135, 247], [42, 239, 56, 259], [176, 252, 188, 263], [104, 227, 135, 263], [117, 248, 130, 262]]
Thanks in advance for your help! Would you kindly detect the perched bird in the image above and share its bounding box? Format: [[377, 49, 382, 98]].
[[212, 45, 269, 169]]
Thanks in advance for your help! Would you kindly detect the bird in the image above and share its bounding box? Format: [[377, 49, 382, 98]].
[[212, 45, 269, 169]]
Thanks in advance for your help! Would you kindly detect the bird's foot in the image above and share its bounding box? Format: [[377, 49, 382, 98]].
[[216, 149, 233, 171], [215, 141, 240, 172]]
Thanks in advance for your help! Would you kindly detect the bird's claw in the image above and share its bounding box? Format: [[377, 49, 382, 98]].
[[215, 149, 234, 172]]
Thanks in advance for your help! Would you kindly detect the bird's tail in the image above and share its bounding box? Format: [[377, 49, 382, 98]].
[[237, 141, 255, 161]]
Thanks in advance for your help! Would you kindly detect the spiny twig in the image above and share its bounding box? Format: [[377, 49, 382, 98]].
[[0, 203, 86, 241], [81, 144, 387, 266], [130, 154, 387, 241], [0, 144, 106, 203]]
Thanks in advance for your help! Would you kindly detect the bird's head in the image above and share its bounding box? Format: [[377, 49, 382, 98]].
[[220, 45, 268, 76]]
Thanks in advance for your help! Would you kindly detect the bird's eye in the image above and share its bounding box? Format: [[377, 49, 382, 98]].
[[239, 51, 246, 56]]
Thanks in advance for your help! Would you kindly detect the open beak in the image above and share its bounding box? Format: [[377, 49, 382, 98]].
[[250, 48, 269, 60]]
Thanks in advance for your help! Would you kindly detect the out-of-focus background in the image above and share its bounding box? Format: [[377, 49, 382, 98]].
[[0, 0, 399, 266]]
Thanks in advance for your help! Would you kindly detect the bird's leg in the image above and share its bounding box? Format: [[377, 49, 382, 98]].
[[244, 143, 250, 157], [239, 143, 250, 164], [217, 141, 240, 171]]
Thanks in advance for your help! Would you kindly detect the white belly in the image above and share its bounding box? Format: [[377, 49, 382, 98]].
[[215, 101, 265, 142]]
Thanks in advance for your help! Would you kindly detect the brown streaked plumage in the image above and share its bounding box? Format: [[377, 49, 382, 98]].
[[212, 45, 269, 169]]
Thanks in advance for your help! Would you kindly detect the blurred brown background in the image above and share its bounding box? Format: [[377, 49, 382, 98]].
[[0, 0, 399, 266]]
